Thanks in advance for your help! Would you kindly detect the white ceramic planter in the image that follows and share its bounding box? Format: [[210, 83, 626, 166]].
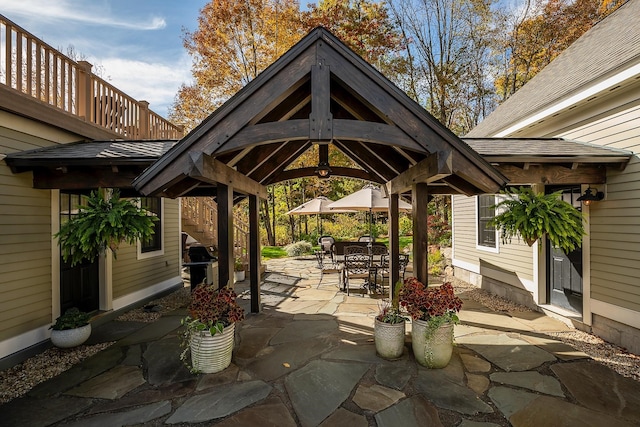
[[411, 319, 454, 368], [50, 324, 92, 348], [234, 270, 245, 282], [374, 318, 406, 359], [190, 322, 235, 373]]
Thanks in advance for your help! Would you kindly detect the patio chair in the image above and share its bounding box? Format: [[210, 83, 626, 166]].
[[358, 235, 375, 243], [318, 236, 335, 258], [344, 245, 367, 255], [315, 249, 341, 287], [343, 253, 371, 296], [369, 253, 410, 294]]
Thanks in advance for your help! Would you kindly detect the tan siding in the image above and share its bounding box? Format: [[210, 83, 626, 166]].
[[557, 103, 640, 313], [112, 199, 181, 300], [453, 195, 534, 283], [0, 126, 55, 342]]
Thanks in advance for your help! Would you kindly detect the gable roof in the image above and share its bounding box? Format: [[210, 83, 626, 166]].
[[467, 0, 640, 137], [133, 27, 507, 198]]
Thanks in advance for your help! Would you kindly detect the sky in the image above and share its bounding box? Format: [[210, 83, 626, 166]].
[[1, 0, 209, 117]]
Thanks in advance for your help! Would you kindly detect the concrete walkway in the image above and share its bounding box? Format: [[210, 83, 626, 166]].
[[3, 257, 640, 426]]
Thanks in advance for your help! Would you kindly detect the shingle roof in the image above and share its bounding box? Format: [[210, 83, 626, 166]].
[[467, 0, 640, 137], [6, 140, 177, 166], [463, 138, 633, 163]]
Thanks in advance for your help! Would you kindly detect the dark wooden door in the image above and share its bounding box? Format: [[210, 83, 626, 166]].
[[59, 193, 99, 313], [546, 186, 583, 314]]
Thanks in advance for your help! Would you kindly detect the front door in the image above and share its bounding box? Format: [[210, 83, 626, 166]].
[[59, 192, 99, 313], [546, 186, 583, 314]]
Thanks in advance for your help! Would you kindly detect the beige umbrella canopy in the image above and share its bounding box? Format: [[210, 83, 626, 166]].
[[327, 185, 412, 213], [286, 196, 354, 235], [328, 185, 412, 241]]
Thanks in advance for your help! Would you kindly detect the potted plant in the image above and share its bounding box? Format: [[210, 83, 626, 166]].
[[398, 278, 463, 368], [374, 298, 408, 360], [233, 258, 246, 282], [55, 188, 158, 266], [49, 307, 92, 348], [490, 187, 585, 252], [180, 285, 245, 373]]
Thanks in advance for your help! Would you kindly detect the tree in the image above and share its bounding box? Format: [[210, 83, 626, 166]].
[[494, 0, 624, 101], [170, 0, 305, 130], [387, 0, 497, 134]]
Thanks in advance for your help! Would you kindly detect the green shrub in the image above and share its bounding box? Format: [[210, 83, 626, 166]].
[[428, 249, 445, 276], [283, 240, 313, 256]]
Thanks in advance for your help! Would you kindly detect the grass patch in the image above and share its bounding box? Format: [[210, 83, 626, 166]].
[[262, 246, 287, 259]]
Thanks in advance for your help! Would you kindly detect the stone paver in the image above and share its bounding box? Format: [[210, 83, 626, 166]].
[[285, 360, 368, 427], [65, 365, 146, 399], [457, 333, 556, 371], [3, 258, 639, 427], [352, 384, 405, 412], [490, 371, 564, 397], [165, 380, 272, 424], [551, 361, 640, 424]]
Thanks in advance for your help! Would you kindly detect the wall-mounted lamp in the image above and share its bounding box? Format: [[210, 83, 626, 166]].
[[315, 161, 332, 178], [577, 187, 604, 205]]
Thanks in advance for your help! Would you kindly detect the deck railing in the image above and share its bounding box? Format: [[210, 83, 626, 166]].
[[0, 14, 183, 140]]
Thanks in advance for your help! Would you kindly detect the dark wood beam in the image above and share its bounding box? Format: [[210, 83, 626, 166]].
[[388, 193, 400, 298], [33, 168, 140, 190], [309, 64, 332, 142], [186, 151, 267, 199], [163, 177, 203, 198], [266, 166, 379, 184], [249, 194, 261, 313], [412, 183, 429, 284], [217, 183, 234, 289], [333, 140, 391, 182], [249, 140, 311, 183], [333, 120, 422, 152], [387, 152, 453, 194], [494, 164, 607, 184], [334, 140, 396, 181]]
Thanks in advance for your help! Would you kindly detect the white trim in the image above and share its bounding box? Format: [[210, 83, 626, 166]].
[[137, 197, 165, 260], [475, 195, 499, 254], [112, 276, 182, 311], [581, 185, 592, 326], [452, 258, 479, 274], [0, 325, 50, 359], [495, 63, 640, 137], [591, 299, 640, 330]]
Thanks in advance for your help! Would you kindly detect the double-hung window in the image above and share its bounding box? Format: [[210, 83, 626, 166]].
[[477, 194, 497, 250], [140, 197, 162, 254]]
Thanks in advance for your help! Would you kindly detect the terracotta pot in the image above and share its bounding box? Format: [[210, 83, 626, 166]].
[[374, 318, 406, 360], [411, 319, 454, 368], [190, 323, 235, 373], [50, 324, 91, 348]]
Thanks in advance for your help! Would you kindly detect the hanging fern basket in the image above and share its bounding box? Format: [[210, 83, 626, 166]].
[[490, 187, 586, 253], [55, 189, 158, 266]]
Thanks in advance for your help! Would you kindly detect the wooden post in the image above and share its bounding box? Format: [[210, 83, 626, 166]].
[[412, 183, 429, 284], [139, 100, 150, 139], [77, 61, 93, 122], [389, 193, 400, 299], [249, 194, 261, 313], [217, 183, 234, 289]]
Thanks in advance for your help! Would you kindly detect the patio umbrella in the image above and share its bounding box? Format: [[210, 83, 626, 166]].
[[328, 185, 412, 240], [286, 196, 354, 235]]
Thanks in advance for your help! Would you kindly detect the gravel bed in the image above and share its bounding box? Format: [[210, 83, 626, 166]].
[[1, 279, 638, 405]]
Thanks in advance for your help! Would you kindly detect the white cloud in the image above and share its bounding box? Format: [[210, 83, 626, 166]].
[[94, 55, 193, 117], [0, 0, 166, 30]]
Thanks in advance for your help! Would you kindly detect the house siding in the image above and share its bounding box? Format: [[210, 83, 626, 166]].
[[452, 194, 535, 305], [112, 198, 181, 301], [0, 123, 65, 343], [556, 102, 640, 316]]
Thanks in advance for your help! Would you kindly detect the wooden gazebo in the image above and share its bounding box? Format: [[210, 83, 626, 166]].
[[133, 28, 508, 312]]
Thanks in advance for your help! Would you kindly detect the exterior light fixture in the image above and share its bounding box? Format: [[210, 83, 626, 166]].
[[315, 161, 332, 178], [577, 187, 604, 205]]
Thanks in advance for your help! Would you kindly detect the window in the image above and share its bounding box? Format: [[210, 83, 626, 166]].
[[477, 194, 496, 249], [140, 197, 162, 253]]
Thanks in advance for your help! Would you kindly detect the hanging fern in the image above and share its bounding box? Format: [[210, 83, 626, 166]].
[[490, 187, 585, 253], [55, 189, 158, 266]]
